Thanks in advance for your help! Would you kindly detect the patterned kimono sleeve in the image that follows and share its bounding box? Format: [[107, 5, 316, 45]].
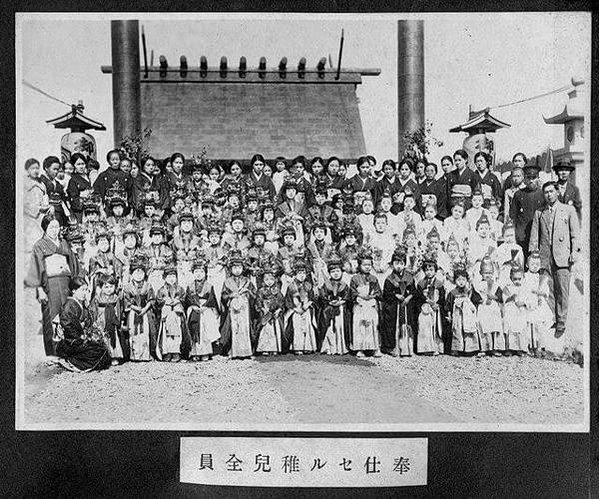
[[154, 286, 167, 309], [60, 300, 84, 341], [145, 284, 156, 307], [370, 276, 382, 300]]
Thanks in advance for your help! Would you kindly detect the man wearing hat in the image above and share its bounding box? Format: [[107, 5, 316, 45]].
[[529, 181, 581, 336], [553, 159, 582, 222], [509, 162, 546, 260]]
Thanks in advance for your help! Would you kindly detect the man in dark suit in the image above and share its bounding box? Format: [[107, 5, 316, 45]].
[[510, 163, 546, 260], [40, 155, 69, 226], [529, 181, 581, 335], [553, 160, 582, 222]]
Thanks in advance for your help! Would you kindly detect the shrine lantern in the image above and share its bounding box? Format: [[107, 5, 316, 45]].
[[46, 100, 106, 164], [450, 107, 510, 169]]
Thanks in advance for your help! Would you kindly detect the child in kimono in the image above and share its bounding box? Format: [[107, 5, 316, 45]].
[[465, 190, 490, 230], [443, 200, 470, 248], [88, 229, 122, 296], [415, 258, 445, 355], [220, 252, 256, 359], [468, 214, 497, 276], [367, 213, 397, 286], [260, 202, 280, 255], [222, 212, 251, 255], [155, 266, 188, 362], [493, 222, 525, 286], [306, 221, 333, 288], [246, 225, 271, 288], [502, 265, 529, 356], [284, 261, 318, 355], [185, 257, 220, 361], [115, 224, 142, 289], [337, 225, 360, 285], [171, 210, 200, 290], [318, 256, 350, 355], [138, 198, 159, 246], [105, 196, 130, 248], [521, 250, 553, 353], [473, 255, 505, 356], [349, 249, 382, 357], [445, 265, 482, 356], [419, 203, 444, 246], [122, 255, 157, 361], [485, 198, 503, 243], [380, 247, 415, 357], [205, 223, 227, 307], [255, 265, 285, 356], [357, 196, 375, 241], [145, 222, 173, 293], [277, 225, 299, 296], [90, 275, 127, 365], [398, 192, 422, 236]]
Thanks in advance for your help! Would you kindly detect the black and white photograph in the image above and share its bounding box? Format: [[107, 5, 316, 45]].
[[15, 12, 590, 432]]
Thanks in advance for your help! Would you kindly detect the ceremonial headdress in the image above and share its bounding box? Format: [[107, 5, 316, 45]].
[[95, 226, 112, 243], [149, 221, 165, 236], [163, 265, 178, 278], [475, 213, 490, 229], [479, 255, 495, 274], [178, 208, 195, 223], [357, 246, 374, 263], [227, 249, 245, 267], [129, 254, 149, 273], [326, 252, 344, 271]]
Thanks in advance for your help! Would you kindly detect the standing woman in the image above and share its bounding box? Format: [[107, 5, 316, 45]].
[[323, 156, 345, 201], [419, 162, 448, 219], [132, 156, 166, 216], [308, 157, 325, 186], [25, 214, 80, 357], [245, 153, 276, 202], [474, 151, 503, 212], [66, 153, 93, 222], [373, 159, 402, 208], [23, 158, 50, 257]]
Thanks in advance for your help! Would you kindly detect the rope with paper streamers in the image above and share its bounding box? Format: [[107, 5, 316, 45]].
[[22, 79, 72, 108]]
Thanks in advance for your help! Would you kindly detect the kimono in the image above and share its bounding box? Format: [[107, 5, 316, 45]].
[[155, 283, 189, 359], [26, 236, 79, 356], [171, 233, 201, 289], [502, 283, 529, 353], [277, 245, 299, 296], [24, 177, 48, 255], [308, 203, 338, 241], [245, 171, 277, 201], [415, 276, 445, 354], [473, 278, 505, 352], [357, 213, 375, 241], [123, 280, 157, 361], [275, 200, 310, 245], [262, 219, 280, 254], [114, 246, 142, 289], [446, 286, 482, 354], [365, 230, 396, 287], [66, 173, 92, 222], [493, 242, 525, 286], [255, 284, 285, 354], [349, 273, 381, 352], [205, 244, 227, 306], [90, 291, 128, 361], [419, 178, 448, 219], [185, 279, 220, 357], [380, 271, 416, 356], [306, 239, 334, 288], [337, 243, 360, 285], [222, 231, 251, 255], [145, 243, 173, 293], [56, 297, 111, 372], [246, 245, 271, 288], [521, 271, 553, 351], [88, 250, 123, 292], [220, 275, 256, 358], [317, 279, 351, 355], [284, 280, 318, 353], [443, 216, 470, 246], [41, 173, 69, 226], [468, 234, 497, 275], [465, 207, 490, 231], [476, 170, 503, 209]]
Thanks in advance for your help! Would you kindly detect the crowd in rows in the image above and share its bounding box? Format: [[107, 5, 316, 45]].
[[22, 148, 582, 371]]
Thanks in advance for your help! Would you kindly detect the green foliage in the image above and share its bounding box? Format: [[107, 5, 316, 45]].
[[118, 127, 153, 164]]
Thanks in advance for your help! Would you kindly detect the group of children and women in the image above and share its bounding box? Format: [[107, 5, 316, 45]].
[[24, 149, 561, 371]]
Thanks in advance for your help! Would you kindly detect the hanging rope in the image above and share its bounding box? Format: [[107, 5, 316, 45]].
[[490, 84, 572, 110], [22, 79, 72, 107]]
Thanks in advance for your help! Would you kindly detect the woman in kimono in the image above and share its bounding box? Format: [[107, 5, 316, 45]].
[[317, 256, 350, 355], [66, 153, 93, 222], [155, 266, 189, 362], [380, 247, 416, 357], [283, 261, 318, 355], [445, 264, 482, 355], [185, 256, 221, 361], [205, 223, 227, 307], [55, 277, 111, 372], [90, 275, 127, 365], [220, 251, 256, 359], [502, 265, 529, 356], [122, 255, 157, 361], [415, 257, 445, 355], [254, 262, 285, 356], [473, 256, 505, 356], [26, 215, 80, 357], [349, 248, 382, 357], [23, 158, 50, 258]]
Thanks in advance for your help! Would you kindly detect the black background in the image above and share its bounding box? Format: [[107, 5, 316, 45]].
[[2, 2, 596, 497]]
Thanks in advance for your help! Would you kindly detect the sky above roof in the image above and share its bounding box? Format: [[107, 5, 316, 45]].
[[16, 12, 590, 168]]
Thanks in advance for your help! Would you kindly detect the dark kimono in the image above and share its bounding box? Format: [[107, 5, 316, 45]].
[[56, 298, 111, 371], [245, 171, 277, 201], [317, 279, 351, 354], [88, 250, 123, 291], [380, 270, 416, 355], [419, 178, 448, 219], [93, 168, 132, 205], [254, 284, 285, 353], [66, 173, 92, 222], [90, 291, 128, 361], [26, 236, 79, 356], [185, 279, 220, 357], [123, 280, 157, 361], [220, 275, 256, 358], [445, 286, 483, 354], [40, 174, 68, 226]]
